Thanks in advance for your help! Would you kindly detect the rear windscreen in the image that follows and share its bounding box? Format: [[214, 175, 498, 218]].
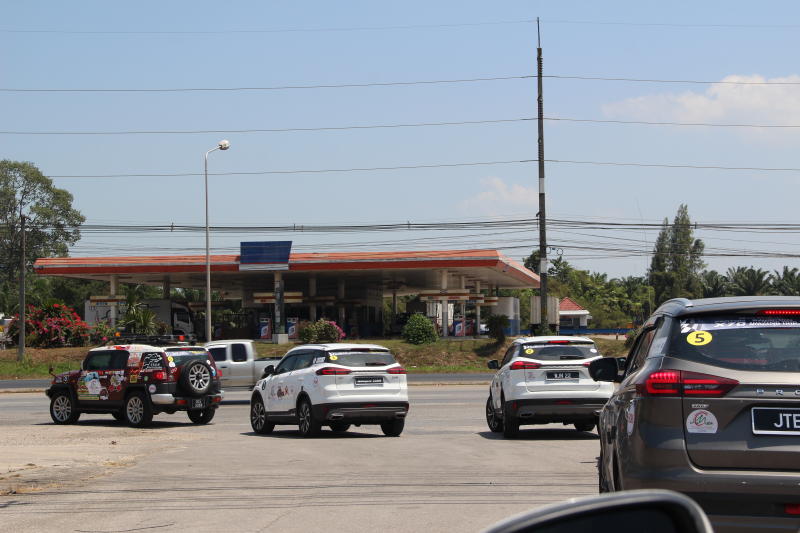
[[326, 351, 396, 367], [670, 315, 800, 372], [165, 348, 211, 366], [522, 344, 598, 361]]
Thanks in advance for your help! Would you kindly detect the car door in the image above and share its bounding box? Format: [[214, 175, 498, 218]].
[[492, 344, 519, 409], [77, 351, 117, 405], [266, 354, 298, 414], [285, 351, 316, 408], [206, 344, 230, 384], [227, 342, 251, 386]]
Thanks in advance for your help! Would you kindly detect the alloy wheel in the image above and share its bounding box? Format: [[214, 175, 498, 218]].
[[52, 395, 72, 422], [127, 396, 144, 424], [188, 365, 211, 392], [251, 401, 266, 430]]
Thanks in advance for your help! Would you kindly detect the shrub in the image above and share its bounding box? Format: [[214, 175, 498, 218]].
[[298, 319, 346, 343], [402, 313, 438, 345], [7, 303, 90, 348], [486, 314, 510, 343], [89, 320, 116, 344]]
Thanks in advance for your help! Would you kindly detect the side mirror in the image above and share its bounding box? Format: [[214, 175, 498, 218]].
[[484, 489, 712, 533], [262, 365, 274, 378], [616, 357, 627, 372], [487, 360, 499, 370], [589, 357, 621, 383]]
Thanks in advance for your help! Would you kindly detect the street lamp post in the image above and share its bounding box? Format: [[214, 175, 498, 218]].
[[204, 140, 230, 342]]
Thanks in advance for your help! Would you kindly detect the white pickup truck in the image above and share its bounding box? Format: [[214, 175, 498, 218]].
[[204, 340, 283, 388]]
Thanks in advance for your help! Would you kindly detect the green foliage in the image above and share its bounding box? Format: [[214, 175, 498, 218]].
[[648, 205, 705, 305], [7, 303, 90, 347], [298, 319, 346, 343], [486, 314, 509, 343], [401, 313, 438, 345], [0, 160, 85, 313]]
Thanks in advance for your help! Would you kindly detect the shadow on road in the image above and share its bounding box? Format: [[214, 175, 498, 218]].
[[476, 428, 599, 441], [35, 419, 206, 429], [240, 430, 382, 439]]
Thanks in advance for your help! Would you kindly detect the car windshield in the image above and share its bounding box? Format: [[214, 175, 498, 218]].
[[326, 351, 396, 367], [668, 314, 800, 372], [522, 344, 598, 361], [165, 348, 211, 366]]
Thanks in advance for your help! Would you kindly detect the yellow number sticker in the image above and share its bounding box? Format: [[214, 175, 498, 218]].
[[329, 355, 338, 361], [167, 356, 174, 362], [524, 348, 534, 355], [686, 331, 713, 346]]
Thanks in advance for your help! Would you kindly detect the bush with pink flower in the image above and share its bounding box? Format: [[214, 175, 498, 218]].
[[7, 303, 91, 348], [298, 319, 346, 343]]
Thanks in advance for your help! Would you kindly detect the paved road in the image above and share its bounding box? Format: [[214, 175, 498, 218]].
[[0, 373, 492, 391], [0, 387, 599, 532]]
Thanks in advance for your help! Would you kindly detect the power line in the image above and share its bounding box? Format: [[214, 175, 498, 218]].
[[46, 157, 800, 179], [0, 118, 535, 136], [0, 75, 533, 93], [546, 75, 800, 86], [546, 117, 800, 129], [0, 19, 537, 35], [544, 19, 800, 29]]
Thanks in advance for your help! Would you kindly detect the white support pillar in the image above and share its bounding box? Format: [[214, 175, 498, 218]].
[[337, 279, 346, 327], [474, 280, 482, 337], [309, 276, 317, 322], [440, 270, 449, 338], [274, 271, 284, 334], [109, 275, 119, 327]]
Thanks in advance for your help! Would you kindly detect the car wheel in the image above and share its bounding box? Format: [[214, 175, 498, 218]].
[[380, 419, 404, 437], [330, 422, 351, 433], [124, 391, 154, 428], [574, 422, 595, 432], [188, 406, 216, 425], [297, 399, 321, 438], [250, 396, 274, 434], [180, 360, 213, 396], [50, 392, 80, 425], [502, 399, 519, 439], [486, 396, 503, 433]]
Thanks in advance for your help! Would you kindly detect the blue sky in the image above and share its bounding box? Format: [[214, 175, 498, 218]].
[[3, 1, 799, 278]]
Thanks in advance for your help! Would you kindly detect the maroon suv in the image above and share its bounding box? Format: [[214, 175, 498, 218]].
[[46, 344, 224, 427]]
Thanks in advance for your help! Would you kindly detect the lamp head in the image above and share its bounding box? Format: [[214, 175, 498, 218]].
[[218, 139, 231, 151]]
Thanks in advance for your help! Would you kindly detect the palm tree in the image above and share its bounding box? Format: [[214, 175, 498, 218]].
[[700, 270, 729, 298], [772, 267, 800, 296], [726, 267, 772, 296]]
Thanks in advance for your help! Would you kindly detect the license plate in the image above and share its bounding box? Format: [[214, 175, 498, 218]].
[[191, 398, 206, 409], [546, 371, 579, 380], [354, 376, 383, 387], [752, 407, 800, 435]]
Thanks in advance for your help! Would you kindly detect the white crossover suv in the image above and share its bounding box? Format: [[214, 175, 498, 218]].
[[485, 336, 614, 438], [249, 343, 409, 437]]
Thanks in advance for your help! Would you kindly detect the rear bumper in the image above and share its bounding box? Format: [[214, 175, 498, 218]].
[[509, 398, 606, 424], [313, 401, 409, 424], [150, 392, 224, 408]]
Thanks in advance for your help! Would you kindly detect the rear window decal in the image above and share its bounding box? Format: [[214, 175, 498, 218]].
[[686, 409, 718, 434], [142, 353, 163, 370], [686, 331, 713, 346], [314, 357, 325, 364], [681, 317, 800, 332], [524, 348, 535, 355], [329, 355, 338, 361]]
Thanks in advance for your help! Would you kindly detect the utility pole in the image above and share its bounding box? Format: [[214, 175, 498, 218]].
[[17, 214, 26, 362], [536, 18, 549, 335]]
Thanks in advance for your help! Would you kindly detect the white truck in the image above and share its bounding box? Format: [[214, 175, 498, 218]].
[[84, 299, 196, 340], [204, 340, 282, 388]]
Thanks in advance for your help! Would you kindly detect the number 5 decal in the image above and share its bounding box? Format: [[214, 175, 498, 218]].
[[686, 331, 713, 346]]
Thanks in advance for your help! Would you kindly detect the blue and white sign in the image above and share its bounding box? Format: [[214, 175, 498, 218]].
[[239, 241, 292, 271]]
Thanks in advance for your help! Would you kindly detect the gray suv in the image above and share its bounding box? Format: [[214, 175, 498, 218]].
[[590, 296, 800, 533]]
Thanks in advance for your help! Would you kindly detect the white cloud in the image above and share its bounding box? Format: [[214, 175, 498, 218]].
[[602, 74, 800, 130], [461, 177, 537, 216]]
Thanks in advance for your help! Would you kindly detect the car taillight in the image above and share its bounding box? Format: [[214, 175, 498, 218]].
[[582, 361, 592, 367], [510, 360, 541, 370], [387, 367, 407, 374], [547, 340, 570, 344], [217, 369, 223, 377], [316, 367, 352, 375], [785, 504, 800, 515], [152, 370, 166, 381], [637, 370, 738, 397], [757, 309, 800, 316]]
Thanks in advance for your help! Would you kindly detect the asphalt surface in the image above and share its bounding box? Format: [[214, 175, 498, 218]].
[[0, 386, 599, 532], [0, 373, 492, 391]]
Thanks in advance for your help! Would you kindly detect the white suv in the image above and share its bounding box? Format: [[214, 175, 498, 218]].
[[249, 343, 409, 437], [485, 336, 614, 438]]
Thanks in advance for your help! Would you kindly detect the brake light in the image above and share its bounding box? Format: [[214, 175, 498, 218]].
[[178, 335, 185, 341], [316, 367, 352, 375], [785, 504, 800, 515], [547, 340, 570, 344], [152, 370, 166, 381], [217, 369, 223, 377], [637, 370, 738, 397], [757, 309, 800, 316], [510, 360, 541, 370], [387, 367, 407, 374], [582, 361, 592, 367]]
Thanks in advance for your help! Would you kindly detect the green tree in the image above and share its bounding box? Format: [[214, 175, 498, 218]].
[[0, 160, 85, 313], [648, 205, 705, 304], [772, 267, 800, 296], [700, 270, 729, 298], [727, 266, 772, 296]]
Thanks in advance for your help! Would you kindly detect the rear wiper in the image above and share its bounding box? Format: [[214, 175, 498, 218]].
[[559, 356, 583, 360]]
